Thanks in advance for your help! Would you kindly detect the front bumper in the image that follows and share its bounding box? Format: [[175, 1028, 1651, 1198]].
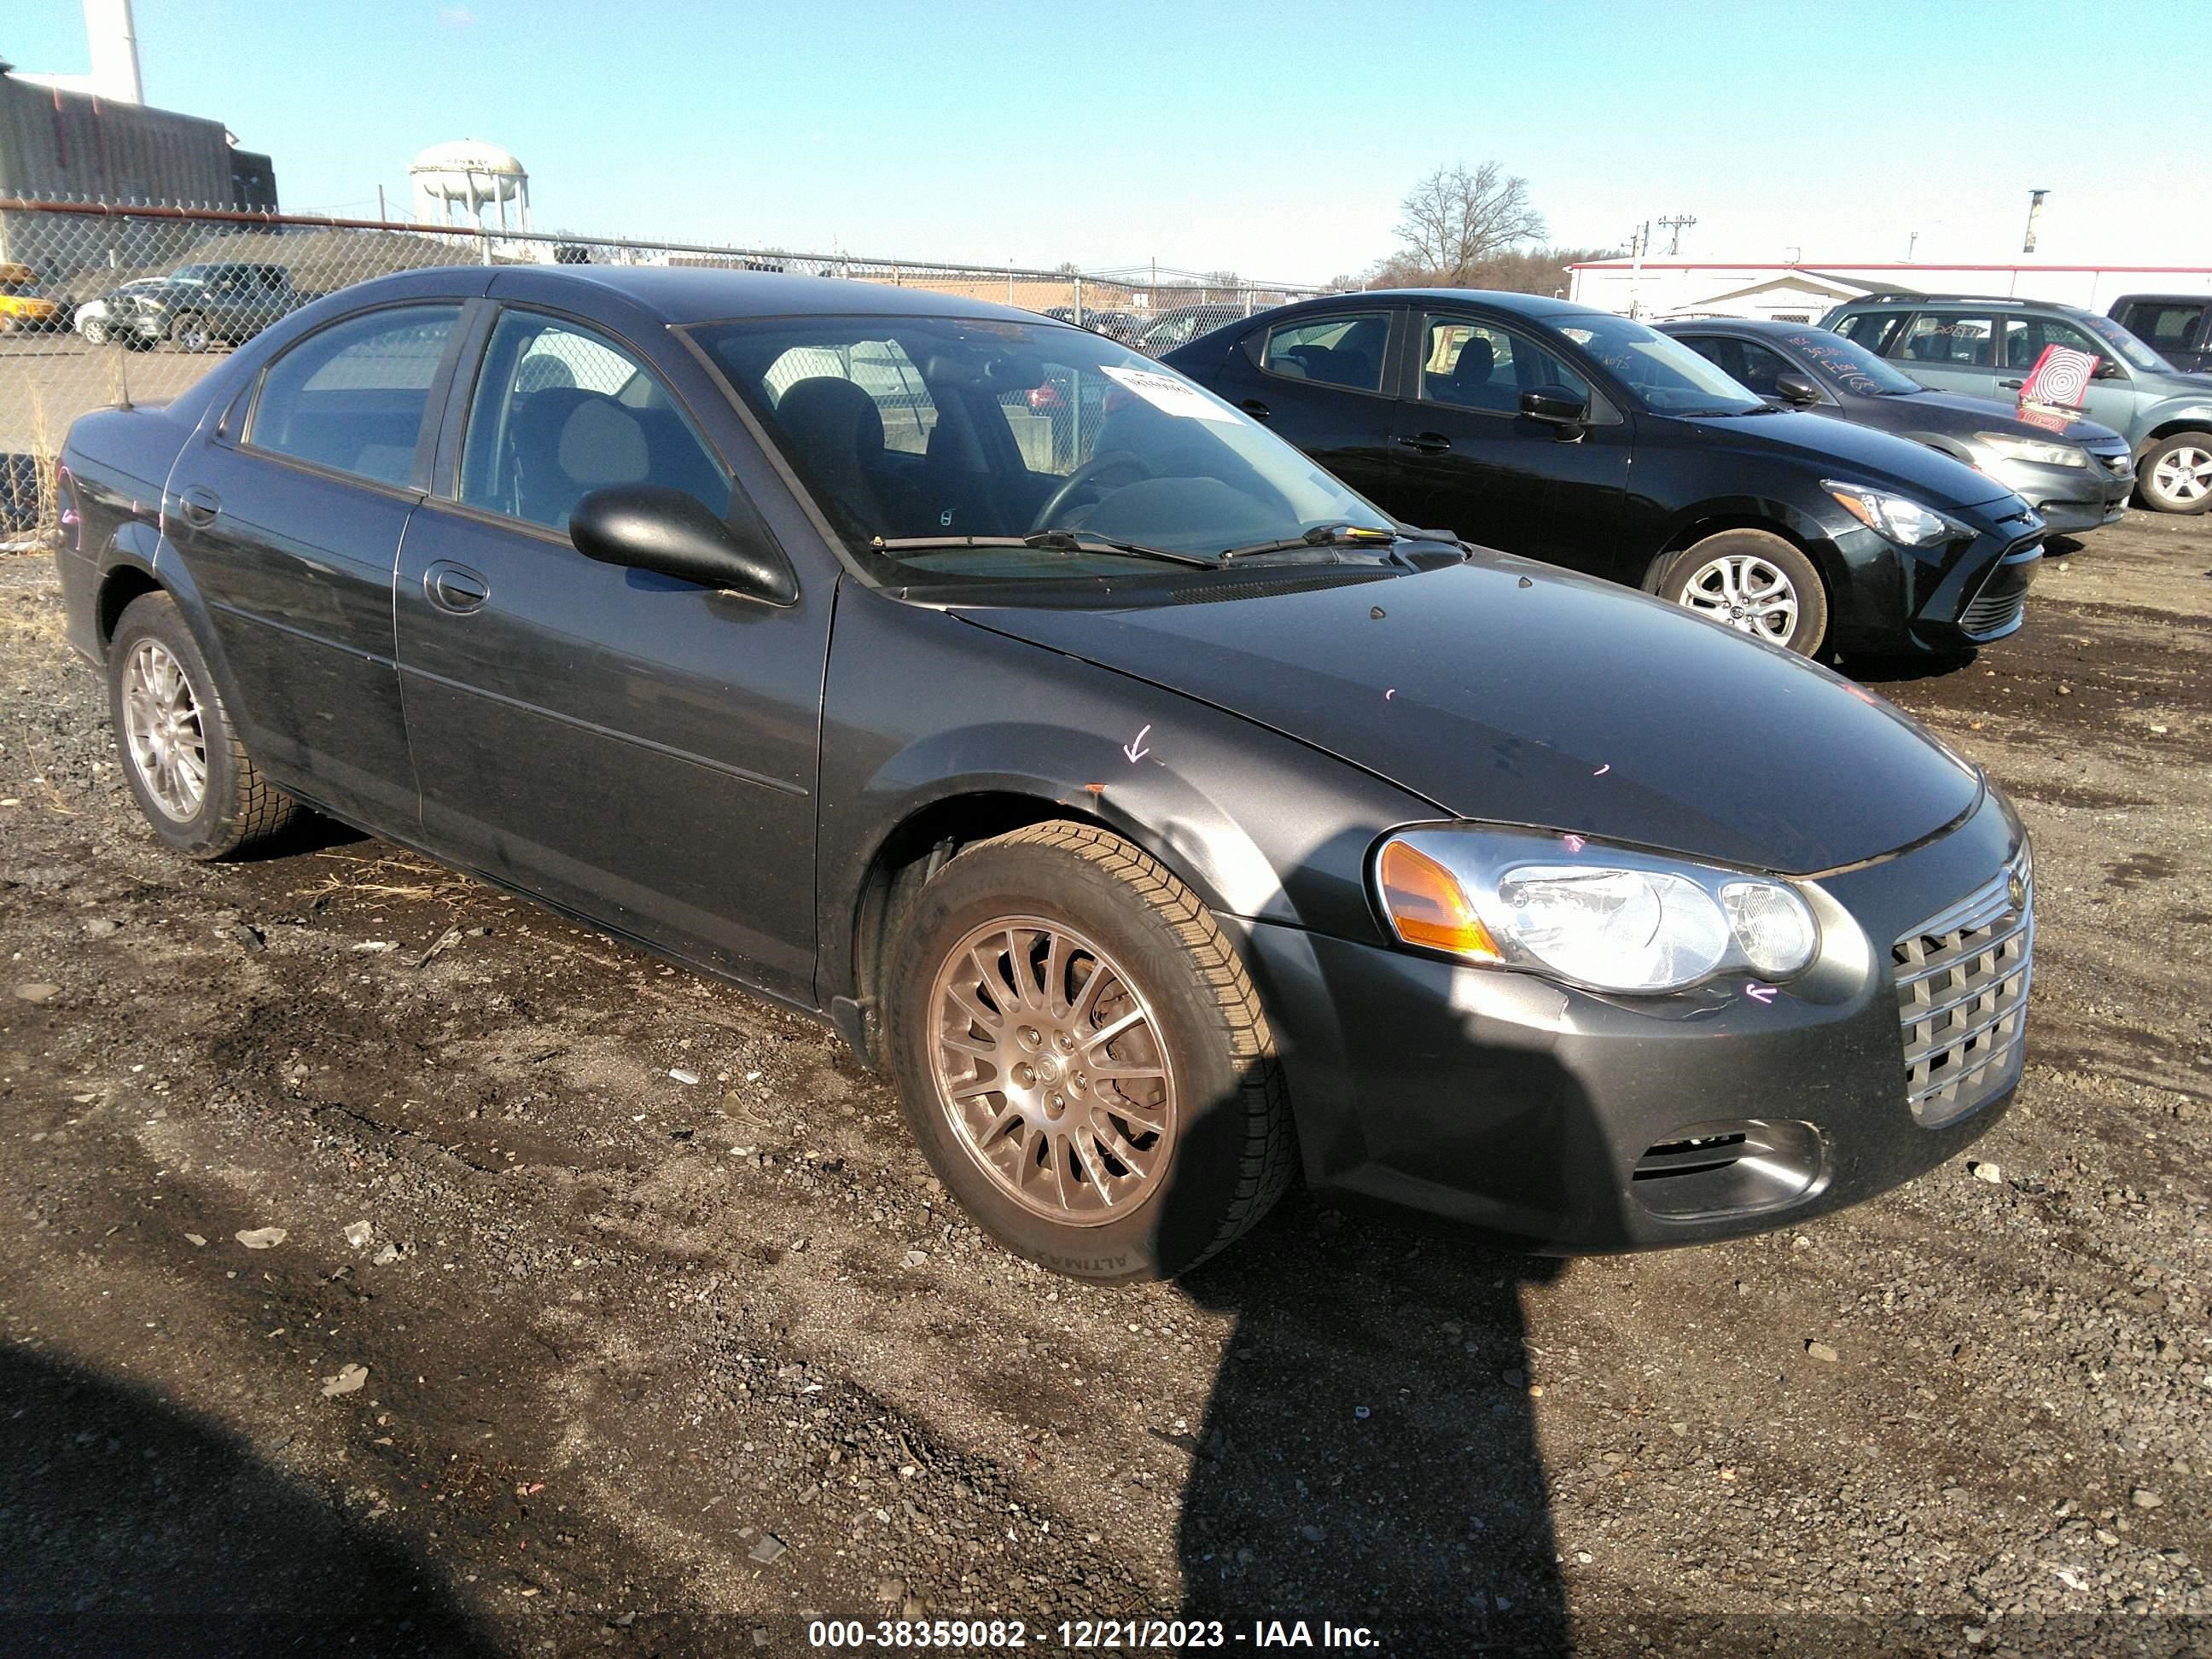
[[1239, 787, 2028, 1252], [1990, 452, 2133, 535]]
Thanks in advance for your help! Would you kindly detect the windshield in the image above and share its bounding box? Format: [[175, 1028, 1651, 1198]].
[[1542, 313, 1766, 415], [1779, 328, 1922, 396], [694, 315, 1394, 579], [2082, 312, 2174, 374]]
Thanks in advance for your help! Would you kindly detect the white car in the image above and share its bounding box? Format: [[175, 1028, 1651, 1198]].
[[72, 279, 166, 346]]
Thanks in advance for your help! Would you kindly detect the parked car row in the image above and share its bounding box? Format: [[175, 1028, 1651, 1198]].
[[74, 261, 307, 352], [1821, 291, 2212, 515], [56, 265, 2034, 1279], [1162, 289, 2046, 659]]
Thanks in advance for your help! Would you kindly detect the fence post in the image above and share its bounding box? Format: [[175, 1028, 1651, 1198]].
[[1073, 274, 1082, 329]]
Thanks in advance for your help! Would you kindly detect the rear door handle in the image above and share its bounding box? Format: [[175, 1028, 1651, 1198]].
[[1394, 432, 1452, 454], [177, 486, 220, 528], [424, 561, 489, 615], [1238, 399, 1271, 421], [1998, 378, 2024, 390]]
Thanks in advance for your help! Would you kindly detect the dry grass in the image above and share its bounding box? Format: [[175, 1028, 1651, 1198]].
[[293, 851, 480, 904]]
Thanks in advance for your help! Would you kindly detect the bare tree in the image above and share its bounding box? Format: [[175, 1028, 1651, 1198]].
[[1391, 162, 1548, 284]]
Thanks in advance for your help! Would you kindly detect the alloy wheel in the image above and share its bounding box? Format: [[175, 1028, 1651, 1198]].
[[1678, 553, 1800, 644], [928, 915, 1176, 1224], [120, 638, 208, 822], [2151, 444, 2212, 507]]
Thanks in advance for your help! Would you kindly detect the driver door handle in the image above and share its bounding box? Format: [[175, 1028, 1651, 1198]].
[[424, 561, 489, 615], [1238, 399, 1271, 421], [1395, 432, 1452, 454], [1999, 378, 2024, 389]]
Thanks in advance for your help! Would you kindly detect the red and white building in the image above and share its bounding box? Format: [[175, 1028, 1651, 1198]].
[[1566, 259, 2212, 323]]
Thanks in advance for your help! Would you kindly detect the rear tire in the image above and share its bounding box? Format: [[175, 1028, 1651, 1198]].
[[1659, 529, 1829, 655], [168, 312, 212, 352], [884, 822, 1293, 1281], [2138, 433, 2212, 515], [108, 591, 301, 859], [80, 317, 108, 346]]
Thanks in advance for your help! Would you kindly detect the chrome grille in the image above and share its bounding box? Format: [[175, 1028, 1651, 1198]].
[[1895, 853, 2032, 1127]]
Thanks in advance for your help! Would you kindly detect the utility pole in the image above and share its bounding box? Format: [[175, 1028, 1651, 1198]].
[[375, 183, 386, 224], [1906, 230, 1918, 262], [1656, 213, 1697, 256], [1627, 220, 1649, 319], [2022, 189, 2048, 254]]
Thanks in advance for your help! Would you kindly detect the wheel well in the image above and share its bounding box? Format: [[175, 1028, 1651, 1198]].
[[96, 565, 163, 649], [1643, 515, 1820, 593], [2141, 421, 2212, 453], [843, 792, 1113, 1066]]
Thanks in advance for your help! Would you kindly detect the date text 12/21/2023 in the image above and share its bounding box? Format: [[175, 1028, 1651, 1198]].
[[805, 1618, 1382, 1649]]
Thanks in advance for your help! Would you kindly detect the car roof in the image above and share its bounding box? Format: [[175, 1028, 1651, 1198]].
[[1284, 288, 1598, 320], [1837, 292, 2096, 318], [1656, 317, 1822, 336], [473, 263, 1080, 328]]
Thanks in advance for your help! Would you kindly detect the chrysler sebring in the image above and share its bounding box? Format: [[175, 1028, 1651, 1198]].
[[54, 267, 2032, 1279]]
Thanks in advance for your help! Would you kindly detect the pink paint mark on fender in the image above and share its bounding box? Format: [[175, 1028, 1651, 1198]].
[[1561, 833, 1586, 853], [1384, 688, 1395, 700], [1744, 982, 1778, 1004], [1122, 723, 1153, 764]]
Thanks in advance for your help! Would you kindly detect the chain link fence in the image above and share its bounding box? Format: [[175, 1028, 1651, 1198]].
[[0, 196, 1326, 538]]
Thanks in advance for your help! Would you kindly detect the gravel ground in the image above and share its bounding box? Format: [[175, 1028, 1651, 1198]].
[[0, 516, 2207, 1658]]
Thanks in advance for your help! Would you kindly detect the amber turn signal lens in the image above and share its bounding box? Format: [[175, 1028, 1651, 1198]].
[[1377, 841, 1498, 958]]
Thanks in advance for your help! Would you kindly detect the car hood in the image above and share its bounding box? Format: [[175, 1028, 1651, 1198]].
[[955, 557, 1982, 876], [1668, 408, 2019, 509], [1890, 388, 2127, 447]]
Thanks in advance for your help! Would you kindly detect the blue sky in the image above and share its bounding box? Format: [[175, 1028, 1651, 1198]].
[[8, 1, 2202, 280]]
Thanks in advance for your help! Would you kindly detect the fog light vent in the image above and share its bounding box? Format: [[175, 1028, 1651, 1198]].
[[1630, 1119, 1822, 1220]]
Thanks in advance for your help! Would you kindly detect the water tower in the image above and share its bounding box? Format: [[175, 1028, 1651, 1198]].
[[409, 140, 530, 231]]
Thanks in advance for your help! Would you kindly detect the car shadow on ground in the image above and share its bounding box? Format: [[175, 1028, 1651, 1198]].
[[1161, 1043, 1630, 1652], [0, 1342, 497, 1658]]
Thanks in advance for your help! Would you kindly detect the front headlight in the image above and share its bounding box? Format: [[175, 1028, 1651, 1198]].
[[1375, 828, 1819, 994], [1823, 480, 1954, 546], [1976, 433, 2087, 469]]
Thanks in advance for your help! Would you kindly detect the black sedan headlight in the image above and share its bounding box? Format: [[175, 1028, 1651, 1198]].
[[1374, 826, 1819, 994]]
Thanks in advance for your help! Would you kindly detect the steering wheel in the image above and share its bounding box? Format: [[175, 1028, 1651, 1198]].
[[1028, 449, 1154, 533]]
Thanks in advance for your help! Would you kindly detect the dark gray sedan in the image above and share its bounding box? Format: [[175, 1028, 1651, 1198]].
[[53, 266, 2031, 1280], [1662, 318, 2133, 538]]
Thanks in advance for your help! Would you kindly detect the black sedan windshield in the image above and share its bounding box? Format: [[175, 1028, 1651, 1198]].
[[1545, 314, 1767, 416], [1778, 329, 1923, 396], [692, 316, 1392, 576]]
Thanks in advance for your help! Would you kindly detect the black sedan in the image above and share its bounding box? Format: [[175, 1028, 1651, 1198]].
[[55, 266, 2031, 1278], [1660, 317, 2134, 538], [1162, 289, 2046, 659]]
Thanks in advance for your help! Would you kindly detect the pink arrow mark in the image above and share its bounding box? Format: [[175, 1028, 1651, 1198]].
[[1123, 723, 1152, 764], [1744, 982, 1778, 1004]]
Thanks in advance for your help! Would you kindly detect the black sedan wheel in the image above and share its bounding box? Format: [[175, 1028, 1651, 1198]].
[[886, 822, 1292, 1280], [168, 312, 212, 352], [1661, 530, 1828, 655], [108, 592, 300, 859]]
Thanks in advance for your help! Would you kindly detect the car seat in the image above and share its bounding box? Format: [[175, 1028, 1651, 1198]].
[[774, 377, 892, 532]]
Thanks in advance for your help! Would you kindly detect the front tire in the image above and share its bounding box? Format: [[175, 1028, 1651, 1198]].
[[884, 822, 1293, 1281], [108, 591, 300, 859], [79, 317, 108, 346], [2138, 433, 2212, 515], [1659, 529, 1829, 655]]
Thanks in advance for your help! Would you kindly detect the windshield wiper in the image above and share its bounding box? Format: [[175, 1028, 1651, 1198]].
[[1216, 523, 1404, 562], [868, 530, 1217, 569]]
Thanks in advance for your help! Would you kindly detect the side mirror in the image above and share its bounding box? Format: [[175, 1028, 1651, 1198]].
[[1772, 371, 1822, 405], [1520, 385, 1587, 432], [569, 485, 797, 603], [2091, 357, 2125, 381]]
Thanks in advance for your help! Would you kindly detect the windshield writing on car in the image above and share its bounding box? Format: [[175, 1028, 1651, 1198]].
[[1782, 330, 1922, 396], [1547, 315, 1765, 415], [2083, 313, 2173, 374], [694, 316, 1394, 581]]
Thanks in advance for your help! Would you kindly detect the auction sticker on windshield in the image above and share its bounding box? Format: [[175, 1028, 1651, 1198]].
[[1101, 364, 1241, 422]]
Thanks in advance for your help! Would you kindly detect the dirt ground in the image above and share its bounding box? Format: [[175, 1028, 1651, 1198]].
[[0, 513, 2207, 1658]]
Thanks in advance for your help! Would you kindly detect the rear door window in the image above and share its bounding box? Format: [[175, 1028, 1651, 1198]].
[[1833, 311, 1906, 356], [1260, 312, 1393, 392], [1898, 312, 1998, 370], [247, 303, 460, 488]]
